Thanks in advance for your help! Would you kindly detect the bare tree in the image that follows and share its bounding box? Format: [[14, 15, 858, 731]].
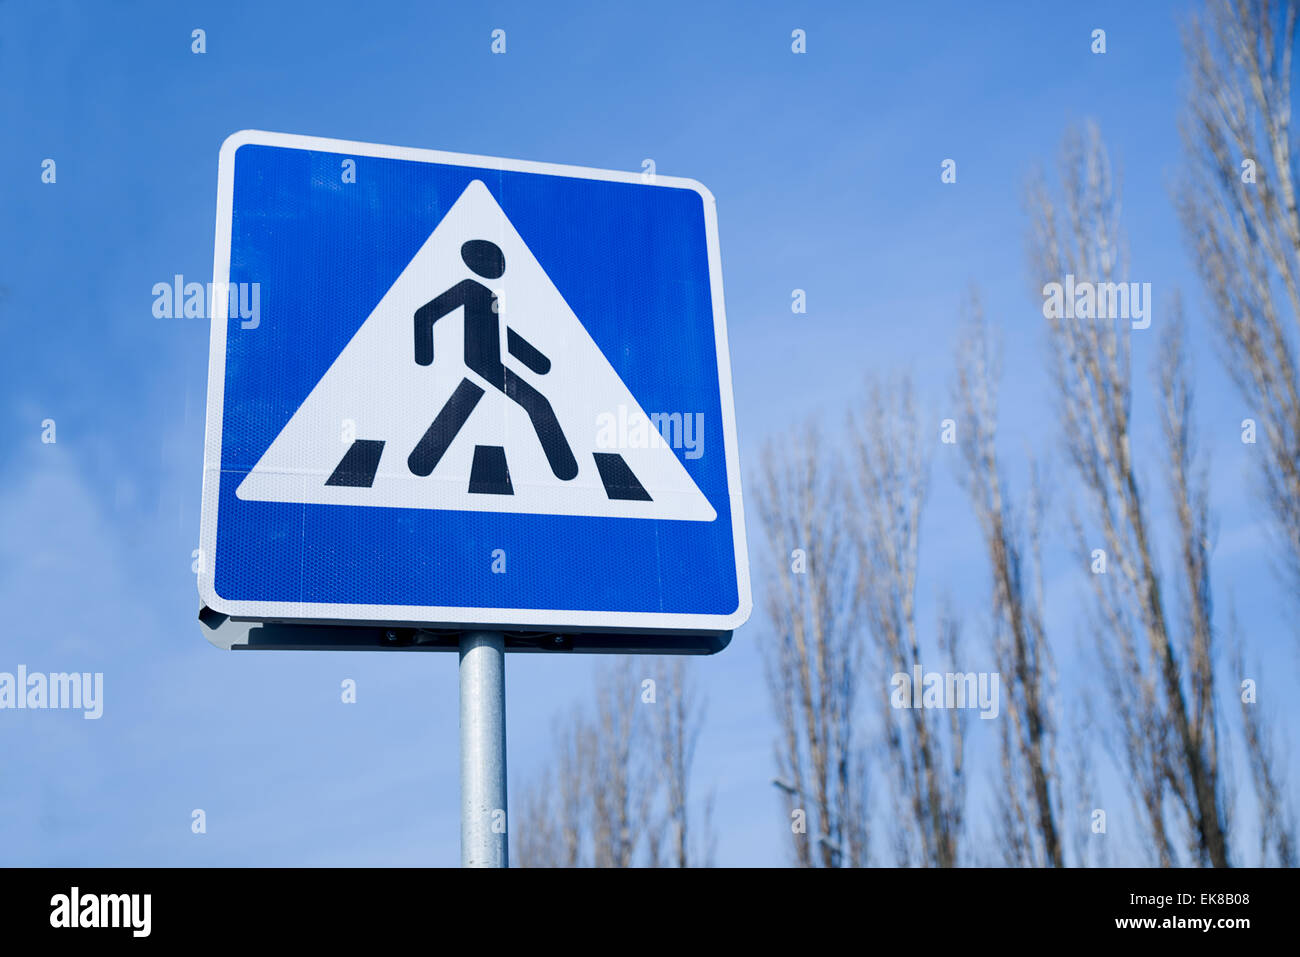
[[1181, 3, 1300, 857], [752, 426, 869, 867], [510, 664, 648, 868], [1226, 607, 1299, 867], [513, 659, 716, 867], [514, 764, 561, 868], [514, 707, 589, 868], [586, 659, 657, 868], [1179, 0, 1300, 600], [1066, 699, 1111, 868], [849, 381, 965, 867], [953, 298, 1064, 867], [649, 658, 715, 867], [1028, 123, 1230, 866]]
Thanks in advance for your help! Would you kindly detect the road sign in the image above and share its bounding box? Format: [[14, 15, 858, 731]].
[[198, 131, 750, 649]]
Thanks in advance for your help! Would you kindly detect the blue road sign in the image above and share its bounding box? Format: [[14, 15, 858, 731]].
[[199, 131, 750, 643]]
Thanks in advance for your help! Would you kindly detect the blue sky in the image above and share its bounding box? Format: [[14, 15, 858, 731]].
[[1, 0, 1294, 866]]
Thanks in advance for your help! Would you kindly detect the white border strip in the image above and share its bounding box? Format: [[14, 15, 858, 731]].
[[198, 130, 751, 632]]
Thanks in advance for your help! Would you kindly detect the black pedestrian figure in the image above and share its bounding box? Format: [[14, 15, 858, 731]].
[[408, 239, 579, 482]]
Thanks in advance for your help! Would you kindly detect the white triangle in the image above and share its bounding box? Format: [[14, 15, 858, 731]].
[[236, 179, 717, 522]]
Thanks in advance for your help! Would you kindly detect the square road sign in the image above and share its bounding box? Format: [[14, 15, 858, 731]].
[[198, 131, 750, 649]]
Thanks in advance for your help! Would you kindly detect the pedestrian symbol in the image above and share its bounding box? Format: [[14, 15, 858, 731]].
[[408, 237, 578, 486], [236, 179, 716, 522]]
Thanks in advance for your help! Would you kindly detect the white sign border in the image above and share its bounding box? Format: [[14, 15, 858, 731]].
[[199, 130, 752, 634]]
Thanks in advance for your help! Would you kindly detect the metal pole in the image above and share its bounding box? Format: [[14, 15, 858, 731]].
[[459, 630, 507, 867]]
